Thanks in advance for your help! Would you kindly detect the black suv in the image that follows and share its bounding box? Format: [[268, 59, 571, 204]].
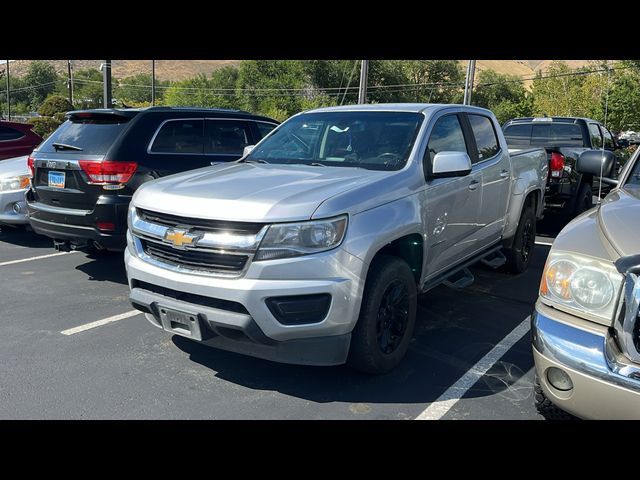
[[25, 107, 278, 251], [502, 116, 621, 217]]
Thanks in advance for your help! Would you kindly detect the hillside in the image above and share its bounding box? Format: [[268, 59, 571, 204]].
[[5, 60, 596, 83]]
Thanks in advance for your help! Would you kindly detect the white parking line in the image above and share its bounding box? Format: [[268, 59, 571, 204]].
[[61, 310, 142, 336], [415, 317, 530, 420], [0, 250, 79, 267]]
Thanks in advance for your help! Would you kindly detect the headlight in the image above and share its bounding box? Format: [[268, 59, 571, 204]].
[[254, 215, 348, 261], [540, 251, 624, 323], [0, 175, 30, 192]]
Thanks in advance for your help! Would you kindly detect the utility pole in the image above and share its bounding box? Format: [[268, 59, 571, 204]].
[[5, 60, 10, 121], [67, 60, 74, 106], [103, 60, 112, 108], [151, 59, 156, 106], [358, 60, 369, 104], [463, 60, 476, 105]]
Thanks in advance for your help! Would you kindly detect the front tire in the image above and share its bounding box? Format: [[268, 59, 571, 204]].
[[573, 183, 593, 217], [348, 255, 417, 374], [503, 204, 536, 274]]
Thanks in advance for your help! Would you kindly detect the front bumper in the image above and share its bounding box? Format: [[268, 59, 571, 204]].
[[0, 189, 28, 225], [25, 189, 129, 250], [125, 237, 368, 366], [532, 301, 640, 419]]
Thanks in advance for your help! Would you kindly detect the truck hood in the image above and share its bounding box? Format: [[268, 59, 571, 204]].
[[133, 162, 386, 222], [598, 188, 640, 257]]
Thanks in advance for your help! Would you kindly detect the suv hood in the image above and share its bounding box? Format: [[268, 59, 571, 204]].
[[133, 162, 386, 222], [599, 188, 640, 257]]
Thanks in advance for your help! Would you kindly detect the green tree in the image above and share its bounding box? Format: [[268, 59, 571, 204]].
[[163, 70, 241, 110], [400, 60, 464, 103], [23, 61, 59, 110], [607, 70, 640, 132], [115, 73, 171, 105], [72, 69, 104, 109], [473, 69, 532, 123]]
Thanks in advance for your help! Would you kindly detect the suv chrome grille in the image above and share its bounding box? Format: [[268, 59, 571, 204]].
[[615, 272, 640, 363]]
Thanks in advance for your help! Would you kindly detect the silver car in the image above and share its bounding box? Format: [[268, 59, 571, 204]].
[[0, 156, 31, 226], [533, 147, 640, 419]]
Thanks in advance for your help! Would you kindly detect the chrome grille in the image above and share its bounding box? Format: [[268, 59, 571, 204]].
[[137, 208, 264, 234], [141, 238, 248, 273], [130, 208, 268, 277], [615, 272, 640, 363]]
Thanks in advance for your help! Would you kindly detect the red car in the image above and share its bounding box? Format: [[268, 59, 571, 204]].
[[0, 121, 43, 160]]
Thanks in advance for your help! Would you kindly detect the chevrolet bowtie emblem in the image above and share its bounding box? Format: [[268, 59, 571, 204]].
[[164, 229, 201, 249]]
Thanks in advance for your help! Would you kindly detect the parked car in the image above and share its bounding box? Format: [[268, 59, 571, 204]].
[[25, 107, 278, 252], [0, 121, 43, 161], [533, 148, 640, 419], [0, 155, 30, 226], [503, 116, 621, 218], [125, 104, 547, 373]]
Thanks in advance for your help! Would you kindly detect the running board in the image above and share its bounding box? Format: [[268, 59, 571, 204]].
[[443, 268, 474, 289], [420, 244, 503, 293], [481, 250, 506, 269]]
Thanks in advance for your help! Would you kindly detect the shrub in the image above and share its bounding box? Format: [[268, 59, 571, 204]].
[[29, 117, 63, 139], [38, 95, 73, 117]]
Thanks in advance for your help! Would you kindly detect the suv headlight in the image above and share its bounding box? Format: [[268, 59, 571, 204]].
[[0, 175, 30, 192], [540, 250, 624, 323], [254, 215, 348, 261]]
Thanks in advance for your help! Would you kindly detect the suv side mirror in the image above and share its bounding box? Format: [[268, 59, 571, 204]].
[[577, 149, 618, 185], [243, 145, 255, 157], [431, 151, 472, 178]]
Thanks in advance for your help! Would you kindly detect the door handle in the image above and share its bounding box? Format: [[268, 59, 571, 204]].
[[468, 180, 480, 191], [500, 169, 509, 178]]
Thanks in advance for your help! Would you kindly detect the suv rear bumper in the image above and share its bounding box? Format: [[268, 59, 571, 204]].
[[532, 301, 640, 419], [25, 189, 129, 250]]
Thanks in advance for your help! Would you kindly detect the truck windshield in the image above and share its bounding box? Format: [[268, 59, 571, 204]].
[[246, 111, 423, 171], [626, 155, 640, 188]]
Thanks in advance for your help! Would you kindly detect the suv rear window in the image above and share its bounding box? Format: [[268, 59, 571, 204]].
[[38, 117, 131, 155], [504, 122, 585, 147]]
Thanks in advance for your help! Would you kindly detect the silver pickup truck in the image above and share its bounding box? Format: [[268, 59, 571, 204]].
[[125, 104, 547, 373]]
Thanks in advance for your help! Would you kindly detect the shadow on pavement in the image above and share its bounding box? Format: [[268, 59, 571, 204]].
[[74, 250, 128, 285], [0, 226, 53, 250], [171, 246, 551, 406]]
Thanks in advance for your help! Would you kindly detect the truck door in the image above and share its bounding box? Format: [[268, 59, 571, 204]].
[[465, 113, 510, 246], [421, 113, 482, 279]]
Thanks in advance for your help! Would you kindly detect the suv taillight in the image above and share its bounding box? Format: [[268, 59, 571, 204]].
[[27, 156, 35, 178], [550, 152, 565, 177], [79, 161, 137, 184]]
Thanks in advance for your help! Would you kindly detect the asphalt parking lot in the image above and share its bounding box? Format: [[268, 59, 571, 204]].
[[0, 217, 567, 420]]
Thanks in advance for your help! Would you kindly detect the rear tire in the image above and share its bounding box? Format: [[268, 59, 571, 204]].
[[534, 374, 576, 420], [348, 255, 417, 375], [503, 204, 536, 274], [573, 183, 592, 217]]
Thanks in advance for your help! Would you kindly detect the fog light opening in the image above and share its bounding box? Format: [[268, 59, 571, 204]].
[[546, 367, 574, 392], [12, 202, 26, 215]]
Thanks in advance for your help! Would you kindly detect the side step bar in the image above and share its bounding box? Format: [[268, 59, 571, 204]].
[[421, 245, 503, 293], [480, 250, 506, 269]]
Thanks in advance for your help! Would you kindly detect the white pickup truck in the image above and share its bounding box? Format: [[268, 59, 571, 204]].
[[125, 104, 547, 373]]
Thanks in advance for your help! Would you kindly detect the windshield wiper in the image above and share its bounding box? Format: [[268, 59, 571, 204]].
[[52, 142, 83, 151], [238, 158, 269, 164], [309, 163, 327, 167]]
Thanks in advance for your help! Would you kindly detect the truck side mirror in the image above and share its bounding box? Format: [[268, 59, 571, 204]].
[[243, 145, 255, 157], [431, 151, 472, 178], [577, 150, 615, 178]]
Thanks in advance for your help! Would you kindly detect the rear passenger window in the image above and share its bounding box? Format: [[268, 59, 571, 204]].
[[426, 115, 467, 163], [0, 126, 25, 141], [205, 120, 251, 155], [468, 114, 500, 161], [149, 120, 204, 154], [255, 122, 277, 140], [503, 124, 531, 146], [588, 123, 603, 148]]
